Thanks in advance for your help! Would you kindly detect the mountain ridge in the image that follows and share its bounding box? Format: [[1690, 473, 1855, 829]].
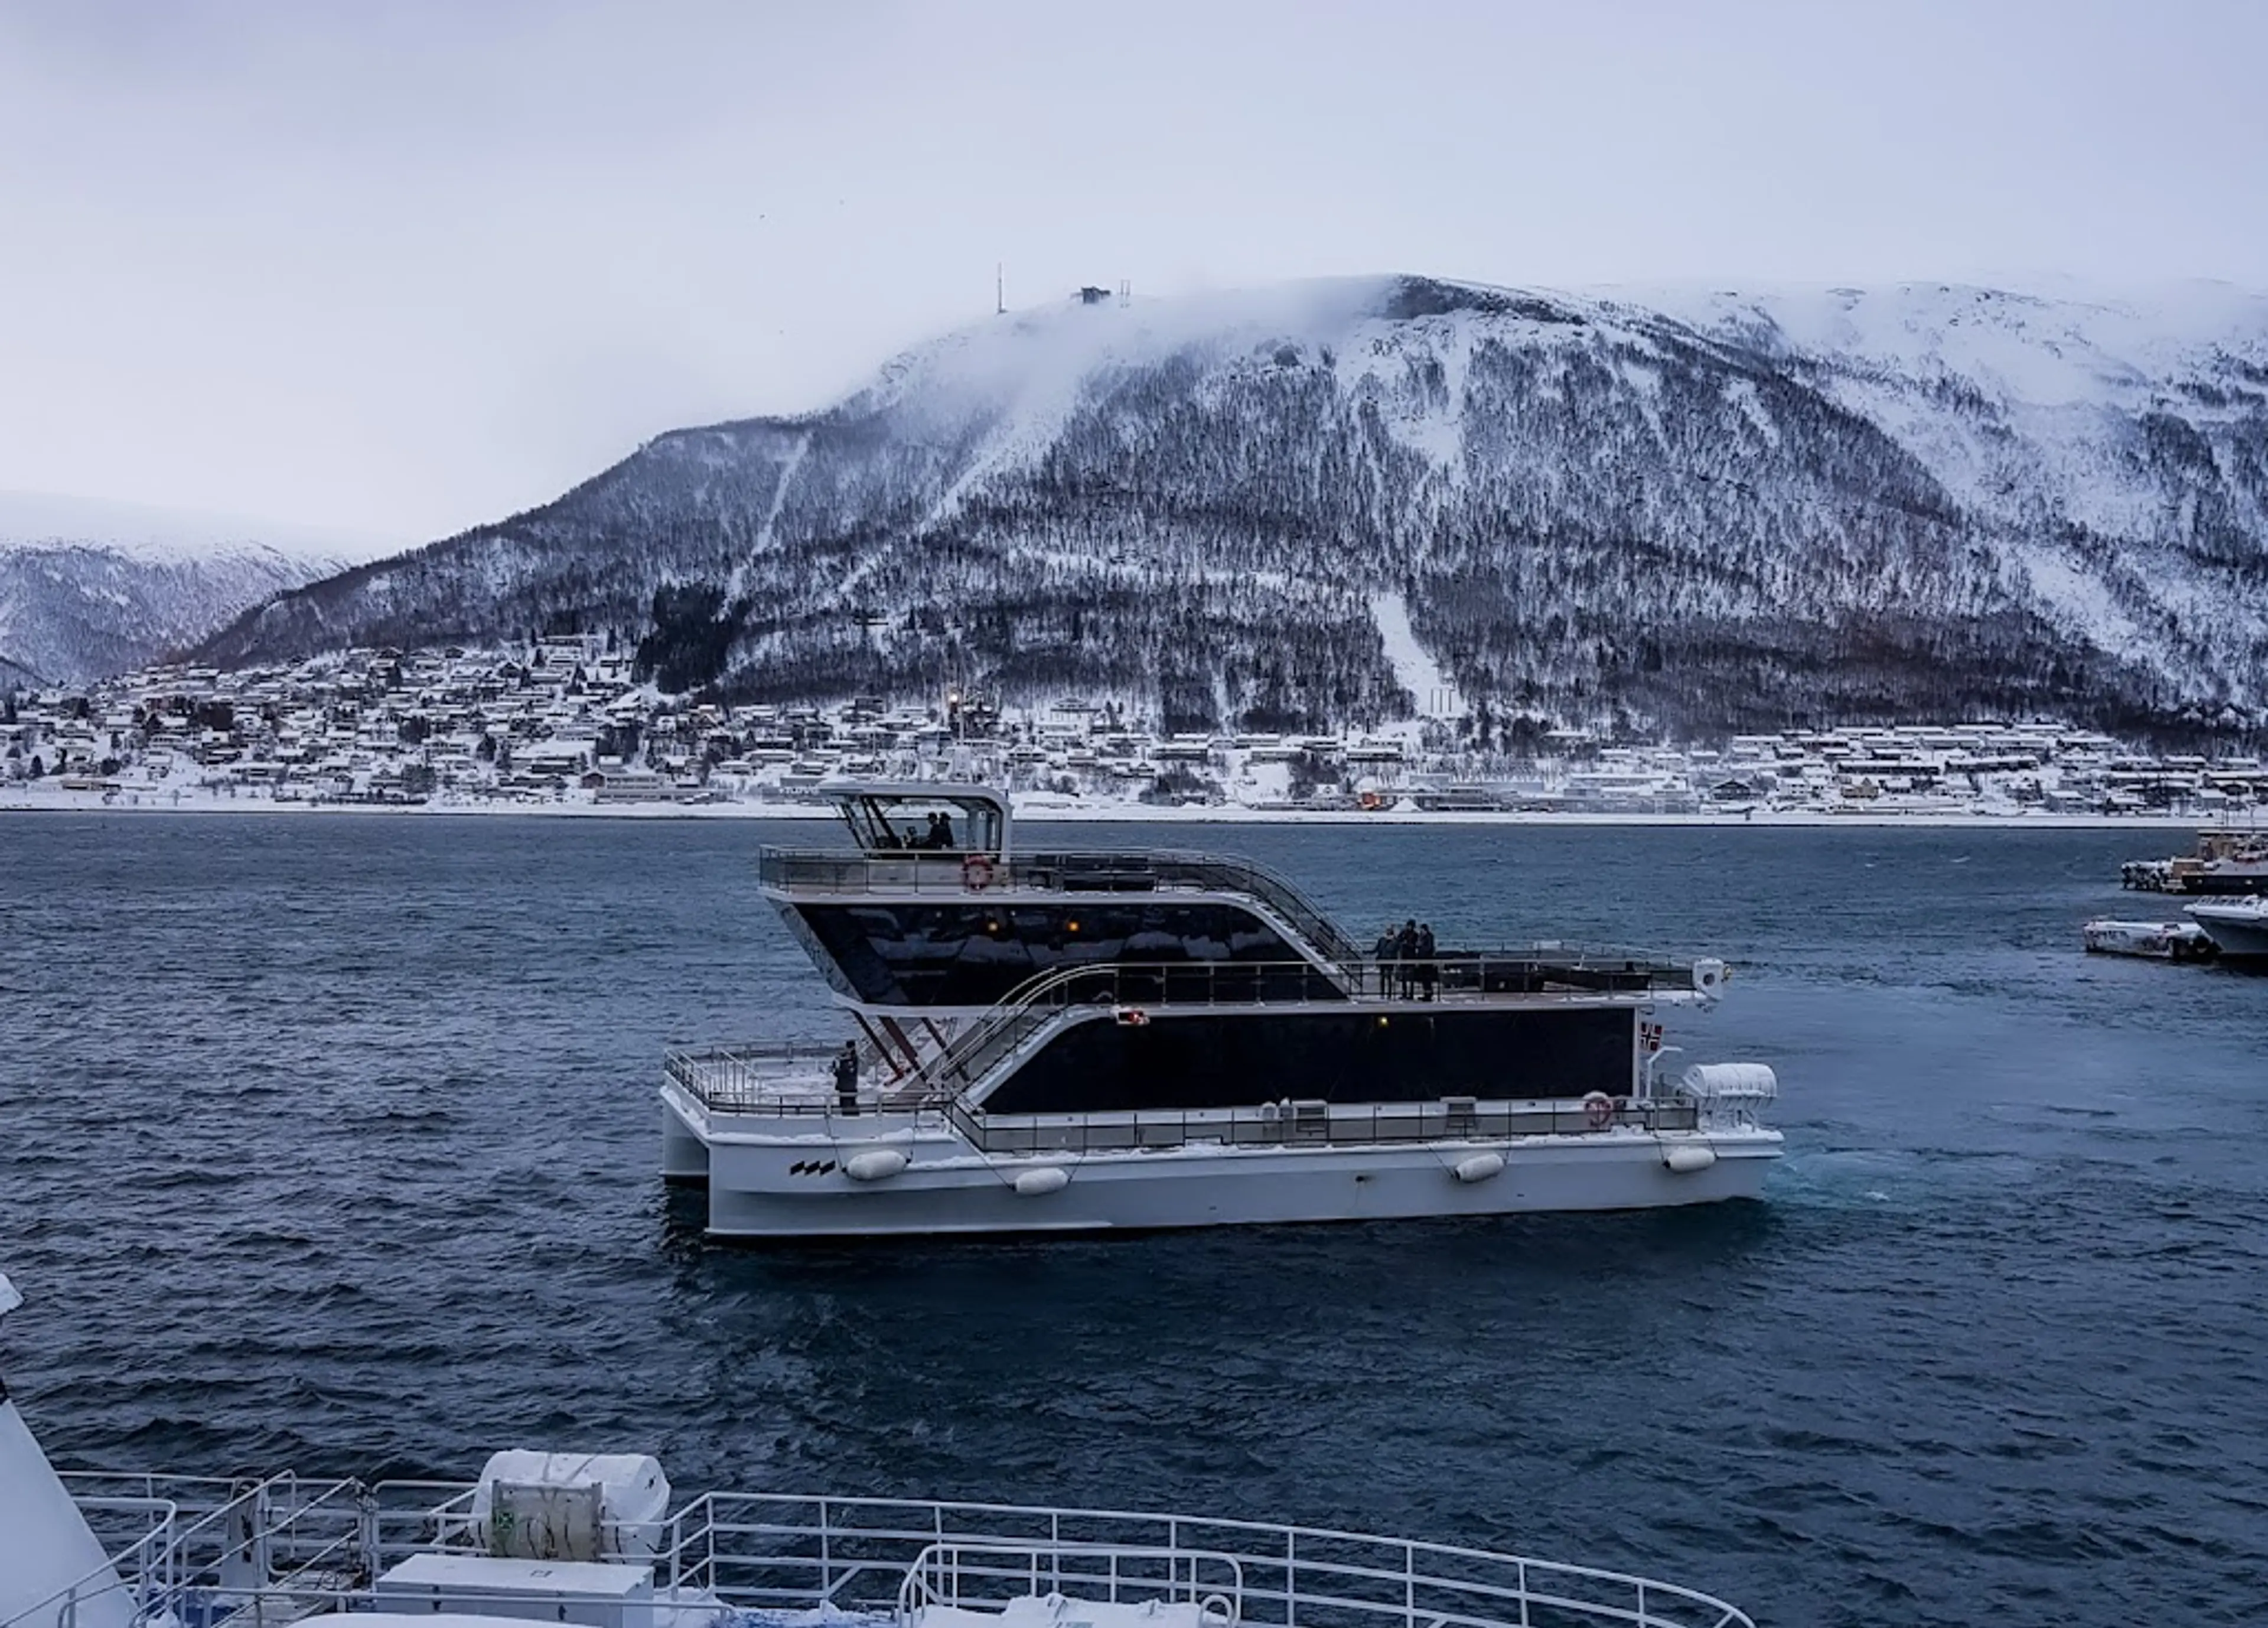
[[194, 274, 2268, 740], [0, 490, 395, 685]]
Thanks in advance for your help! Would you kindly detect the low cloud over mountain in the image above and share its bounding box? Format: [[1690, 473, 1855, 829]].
[[196, 276, 2268, 739]]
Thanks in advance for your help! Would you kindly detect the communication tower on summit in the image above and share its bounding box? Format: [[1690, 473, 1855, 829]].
[[996, 263, 1005, 315], [1119, 279, 1130, 307]]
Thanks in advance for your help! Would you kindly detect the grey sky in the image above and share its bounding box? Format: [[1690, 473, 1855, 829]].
[[3, 0, 2263, 546]]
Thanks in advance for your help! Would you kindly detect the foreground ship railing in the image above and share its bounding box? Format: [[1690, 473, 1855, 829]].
[[40, 1479, 1757, 1628]]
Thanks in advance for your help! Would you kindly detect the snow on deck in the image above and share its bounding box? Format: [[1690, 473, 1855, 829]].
[[717, 1610, 895, 1628], [915, 1598, 1222, 1628]]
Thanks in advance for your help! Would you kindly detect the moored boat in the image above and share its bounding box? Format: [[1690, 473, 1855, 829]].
[[2081, 919, 2219, 962], [2120, 826, 2268, 895], [2186, 895, 2268, 961]]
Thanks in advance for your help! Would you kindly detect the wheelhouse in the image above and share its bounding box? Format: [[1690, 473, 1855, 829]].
[[828, 781, 1009, 859]]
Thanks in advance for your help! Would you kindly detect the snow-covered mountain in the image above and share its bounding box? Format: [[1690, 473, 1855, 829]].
[[0, 492, 384, 685], [197, 276, 2268, 738]]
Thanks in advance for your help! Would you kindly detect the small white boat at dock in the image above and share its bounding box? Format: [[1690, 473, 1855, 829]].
[[2081, 919, 2219, 962]]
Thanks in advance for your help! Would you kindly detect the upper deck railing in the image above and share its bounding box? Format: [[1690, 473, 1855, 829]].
[[920, 960, 1333, 1098], [758, 846, 1372, 981], [666, 950, 1707, 1119], [38, 1475, 1755, 1628], [917, 950, 1696, 1102]]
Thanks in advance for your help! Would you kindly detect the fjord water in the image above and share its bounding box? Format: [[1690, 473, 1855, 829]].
[[3, 816, 2264, 1628]]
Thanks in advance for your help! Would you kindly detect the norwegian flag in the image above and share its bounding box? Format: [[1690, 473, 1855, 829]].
[[1643, 1023, 1664, 1052]]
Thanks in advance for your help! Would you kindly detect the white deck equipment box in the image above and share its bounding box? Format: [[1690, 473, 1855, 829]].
[[374, 1553, 655, 1628]]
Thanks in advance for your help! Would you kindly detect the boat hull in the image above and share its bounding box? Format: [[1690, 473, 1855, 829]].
[[2187, 903, 2268, 960], [2081, 919, 2218, 961], [670, 1096, 1779, 1238]]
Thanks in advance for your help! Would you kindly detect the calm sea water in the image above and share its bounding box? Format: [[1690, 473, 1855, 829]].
[[3, 815, 2265, 1628]]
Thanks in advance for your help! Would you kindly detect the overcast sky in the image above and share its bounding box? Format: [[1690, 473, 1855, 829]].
[[2, 0, 2264, 546]]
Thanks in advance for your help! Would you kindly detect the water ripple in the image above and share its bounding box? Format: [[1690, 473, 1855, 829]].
[[2, 815, 2264, 1628]]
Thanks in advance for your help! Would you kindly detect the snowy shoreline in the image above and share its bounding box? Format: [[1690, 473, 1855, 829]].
[[0, 786, 2214, 831]]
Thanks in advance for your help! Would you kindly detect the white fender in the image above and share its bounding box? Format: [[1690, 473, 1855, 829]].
[[843, 1148, 910, 1182], [1013, 1167, 1070, 1197], [1451, 1152, 1506, 1184], [1663, 1145, 1718, 1174]]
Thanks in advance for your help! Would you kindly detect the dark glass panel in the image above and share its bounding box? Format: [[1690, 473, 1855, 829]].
[[981, 1007, 1635, 1114], [788, 900, 1323, 1006]]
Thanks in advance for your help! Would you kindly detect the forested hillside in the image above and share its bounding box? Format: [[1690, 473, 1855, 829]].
[[196, 276, 2268, 740]]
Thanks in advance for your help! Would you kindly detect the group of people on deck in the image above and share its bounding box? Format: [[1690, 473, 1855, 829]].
[[1373, 919, 1439, 999], [872, 810, 957, 851]]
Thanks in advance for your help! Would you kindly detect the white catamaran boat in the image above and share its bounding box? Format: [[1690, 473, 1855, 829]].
[[660, 783, 1782, 1239], [0, 1271, 1758, 1628]]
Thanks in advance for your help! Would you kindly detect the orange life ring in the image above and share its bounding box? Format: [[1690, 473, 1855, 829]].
[[1582, 1091, 1617, 1131], [961, 854, 996, 891]]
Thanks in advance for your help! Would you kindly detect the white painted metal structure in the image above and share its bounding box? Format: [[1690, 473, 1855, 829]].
[[663, 1031, 1780, 1239], [663, 783, 1783, 1238], [2187, 895, 2268, 959], [0, 1276, 135, 1628], [0, 1275, 1759, 1628]]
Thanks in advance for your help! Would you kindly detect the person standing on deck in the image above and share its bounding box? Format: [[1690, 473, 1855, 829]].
[[832, 1042, 860, 1115], [1396, 919, 1419, 998], [1372, 924, 1398, 994], [1416, 922, 1438, 1001]]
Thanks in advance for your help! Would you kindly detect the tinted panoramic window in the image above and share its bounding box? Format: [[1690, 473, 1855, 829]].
[[981, 1007, 1635, 1113], [791, 900, 1318, 1005]]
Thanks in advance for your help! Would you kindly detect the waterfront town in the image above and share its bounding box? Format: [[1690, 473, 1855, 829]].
[[4, 635, 2266, 822]]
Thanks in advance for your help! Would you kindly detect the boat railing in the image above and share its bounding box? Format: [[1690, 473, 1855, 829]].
[[916, 952, 1702, 1104], [53, 1480, 1754, 1628], [917, 960, 1352, 1099], [671, 946, 1708, 1119], [17, 1493, 176, 1628], [664, 1041, 963, 1116], [668, 1041, 849, 1110], [755, 845, 1371, 982], [941, 1095, 1703, 1156], [31, 1470, 368, 1628], [898, 1539, 1244, 1624], [649, 1490, 1756, 1628], [1426, 947, 1703, 995], [1106, 850, 1371, 980]]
